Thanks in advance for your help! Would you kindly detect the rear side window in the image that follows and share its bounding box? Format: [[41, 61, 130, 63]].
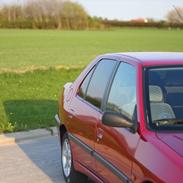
[[78, 67, 95, 98], [106, 63, 136, 120], [85, 59, 117, 109]]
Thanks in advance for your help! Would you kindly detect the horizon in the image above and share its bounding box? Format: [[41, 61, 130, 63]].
[[0, 0, 183, 21]]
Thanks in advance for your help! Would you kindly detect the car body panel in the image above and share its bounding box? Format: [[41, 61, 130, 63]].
[[133, 132, 183, 183], [67, 95, 99, 172], [157, 133, 183, 157], [95, 120, 140, 183]]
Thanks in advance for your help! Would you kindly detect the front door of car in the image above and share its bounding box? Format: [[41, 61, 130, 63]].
[[95, 62, 140, 183], [67, 59, 118, 174]]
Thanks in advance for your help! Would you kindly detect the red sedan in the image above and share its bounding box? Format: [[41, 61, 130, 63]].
[[55, 52, 183, 183]]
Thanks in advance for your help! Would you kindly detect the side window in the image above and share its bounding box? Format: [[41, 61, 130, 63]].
[[106, 63, 136, 120], [85, 59, 117, 109], [78, 67, 95, 98]]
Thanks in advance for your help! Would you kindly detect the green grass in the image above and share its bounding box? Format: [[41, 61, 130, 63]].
[[0, 68, 82, 133], [0, 28, 183, 133], [0, 28, 183, 71]]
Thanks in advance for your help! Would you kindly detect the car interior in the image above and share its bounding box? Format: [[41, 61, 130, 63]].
[[149, 85, 175, 122], [149, 68, 183, 122]]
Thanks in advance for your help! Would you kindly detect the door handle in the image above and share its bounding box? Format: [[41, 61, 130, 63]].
[[97, 128, 104, 142], [68, 108, 75, 119], [68, 114, 73, 119]]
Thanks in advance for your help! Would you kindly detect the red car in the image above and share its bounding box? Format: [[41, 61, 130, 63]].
[[55, 52, 183, 183]]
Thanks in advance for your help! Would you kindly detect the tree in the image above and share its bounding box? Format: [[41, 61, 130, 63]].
[[23, 0, 88, 29], [0, 0, 90, 29], [166, 7, 183, 23], [60, 1, 88, 29]]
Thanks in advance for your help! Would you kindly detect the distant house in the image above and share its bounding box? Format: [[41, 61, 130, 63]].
[[131, 18, 148, 23]]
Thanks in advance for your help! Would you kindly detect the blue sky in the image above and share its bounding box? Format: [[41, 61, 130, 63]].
[[1, 0, 183, 20]]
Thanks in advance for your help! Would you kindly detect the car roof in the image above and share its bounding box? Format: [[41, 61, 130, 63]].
[[102, 52, 183, 66]]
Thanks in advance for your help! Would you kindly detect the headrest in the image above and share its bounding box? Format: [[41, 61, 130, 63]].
[[149, 85, 163, 102]]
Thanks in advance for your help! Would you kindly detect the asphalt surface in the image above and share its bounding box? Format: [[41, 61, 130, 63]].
[[0, 136, 64, 183]]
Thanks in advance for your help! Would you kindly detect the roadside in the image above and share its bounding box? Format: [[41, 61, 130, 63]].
[[0, 127, 57, 145], [0, 129, 94, 183], [0, 135, 63, 183]]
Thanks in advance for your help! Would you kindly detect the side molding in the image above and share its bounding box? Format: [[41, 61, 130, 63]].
[[68, 133, 133, 183]]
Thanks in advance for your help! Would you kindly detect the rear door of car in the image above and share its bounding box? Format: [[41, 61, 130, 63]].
[[95, 61, 140, 183], [67, 59, 118, 174]]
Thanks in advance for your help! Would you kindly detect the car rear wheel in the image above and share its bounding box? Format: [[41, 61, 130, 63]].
[[61, 133, 87, 183]]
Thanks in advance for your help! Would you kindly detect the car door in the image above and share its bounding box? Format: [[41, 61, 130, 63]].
[[95, 62, 140, 183], [67, 59, 118, 173]]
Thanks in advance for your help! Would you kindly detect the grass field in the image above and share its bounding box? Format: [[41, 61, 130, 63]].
[[0, 28, 183, 133], [0, 28, 183, 71]]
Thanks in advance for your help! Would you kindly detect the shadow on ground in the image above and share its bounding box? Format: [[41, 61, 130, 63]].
[[3, 100, 57, 131], [18, 136, 63, 183], [18, 137, 94, 183]]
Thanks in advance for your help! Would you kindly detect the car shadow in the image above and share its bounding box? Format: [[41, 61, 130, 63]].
[[17, 136, 94, 183], [18, 136, 63, 183]]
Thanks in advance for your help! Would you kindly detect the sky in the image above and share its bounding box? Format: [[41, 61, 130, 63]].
[[1, 0, 183, 20]]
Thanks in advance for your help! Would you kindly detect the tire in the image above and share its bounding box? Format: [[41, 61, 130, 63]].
[[61, 132, 87, 183]]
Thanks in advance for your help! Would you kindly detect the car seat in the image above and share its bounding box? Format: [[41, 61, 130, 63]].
[[149, 85, 175, 122]]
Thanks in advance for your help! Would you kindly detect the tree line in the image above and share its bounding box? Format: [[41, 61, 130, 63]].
[[103, 7, 183, 29], [0, 0, 103, 29], [0, 0, 182, 30]]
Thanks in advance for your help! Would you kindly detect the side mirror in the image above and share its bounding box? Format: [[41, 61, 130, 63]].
[[102, 112, 138, 133]]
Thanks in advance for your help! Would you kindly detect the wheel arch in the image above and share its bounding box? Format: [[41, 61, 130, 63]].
[[59, 124, 67, 144]]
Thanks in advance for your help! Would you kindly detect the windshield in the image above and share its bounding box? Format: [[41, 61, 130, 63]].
[[145, 66, 183, 131]]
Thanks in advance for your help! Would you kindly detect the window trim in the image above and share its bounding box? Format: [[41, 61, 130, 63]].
[[84, 61, 100, 100], [103, 61, 137, 121], [143, 65, 183, 131], [102, 62, 120, 111], [77, 58, 119, 111], [76, 95, 103, 113], [77, 64, 97, 99]]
